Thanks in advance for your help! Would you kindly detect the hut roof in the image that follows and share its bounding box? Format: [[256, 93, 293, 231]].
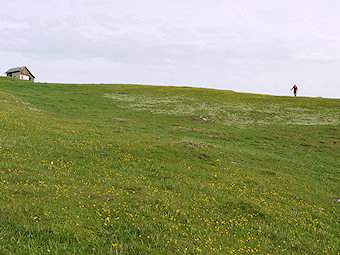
[[6, 66, 35, 78]]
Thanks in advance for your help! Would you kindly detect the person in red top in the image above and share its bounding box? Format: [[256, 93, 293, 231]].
[[291, 84, 298, 97]]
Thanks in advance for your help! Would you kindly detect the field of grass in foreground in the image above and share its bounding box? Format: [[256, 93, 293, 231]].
[[0, 77, 339, 254]]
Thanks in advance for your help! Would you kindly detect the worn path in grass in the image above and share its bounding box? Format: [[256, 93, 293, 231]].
[[0, 77, 339, 254]]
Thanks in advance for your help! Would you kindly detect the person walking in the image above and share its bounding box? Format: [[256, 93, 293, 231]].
[[291, 84, 298, 97]]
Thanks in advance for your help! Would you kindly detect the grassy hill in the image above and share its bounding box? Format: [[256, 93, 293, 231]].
[[0, 77, 339, 254]]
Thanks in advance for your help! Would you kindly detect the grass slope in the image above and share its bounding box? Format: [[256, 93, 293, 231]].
[[0, 77, 339, 254]]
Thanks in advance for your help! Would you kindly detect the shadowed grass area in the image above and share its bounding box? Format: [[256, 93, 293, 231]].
[[0, 77, 339, 254]]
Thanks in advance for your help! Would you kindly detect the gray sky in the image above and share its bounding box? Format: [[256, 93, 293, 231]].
[[1, 0, 340, 98]]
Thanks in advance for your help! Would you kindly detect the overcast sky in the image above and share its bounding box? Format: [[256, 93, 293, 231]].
[[1, 0, 340, 98]]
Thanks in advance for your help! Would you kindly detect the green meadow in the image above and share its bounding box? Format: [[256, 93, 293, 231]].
[[0, 77, 339, 254]]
